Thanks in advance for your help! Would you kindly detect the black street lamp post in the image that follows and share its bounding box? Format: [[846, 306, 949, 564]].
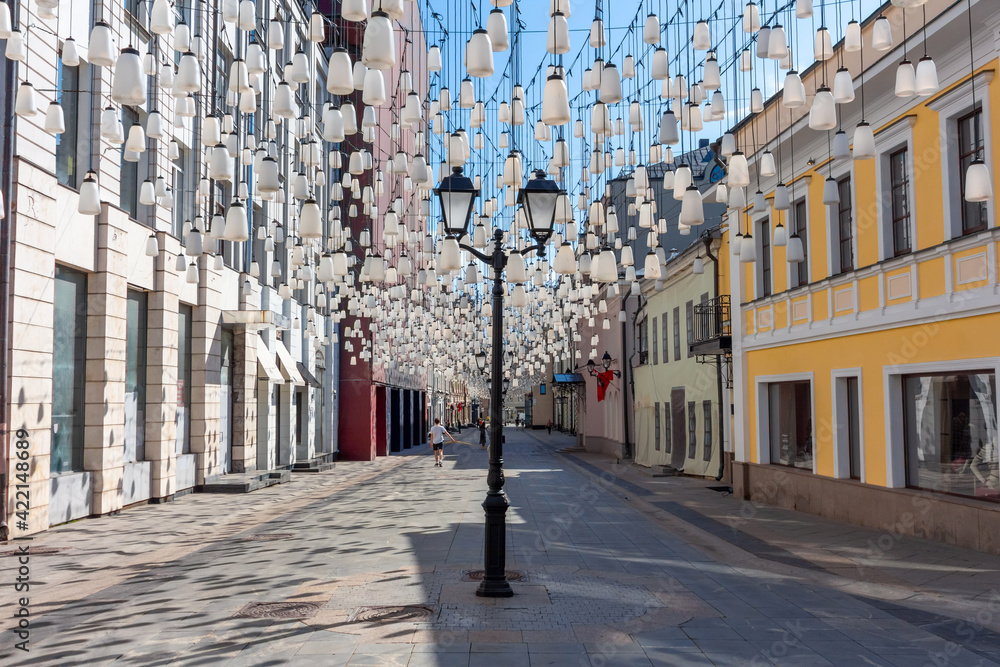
[[435, 167, 563, 598]]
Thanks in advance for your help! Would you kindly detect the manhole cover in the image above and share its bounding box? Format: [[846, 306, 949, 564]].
[[233, 601, 319, 619], [1, 547, 64, 556], [350, 605, 434, 623], [239, 533, 294, 542], [462, 570, 525, 582]]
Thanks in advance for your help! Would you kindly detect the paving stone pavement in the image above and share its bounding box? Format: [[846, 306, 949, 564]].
[[3, 428, 1000, 666]]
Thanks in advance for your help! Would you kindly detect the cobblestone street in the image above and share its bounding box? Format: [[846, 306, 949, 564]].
[[4, 429, 1000, 666]]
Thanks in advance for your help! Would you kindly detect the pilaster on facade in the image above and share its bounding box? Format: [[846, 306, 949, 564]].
[[146, 234, 181, 501], [191, 258, 223, 483], [83, 211, 130, 516]]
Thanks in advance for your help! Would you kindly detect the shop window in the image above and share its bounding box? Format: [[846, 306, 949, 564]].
[[125, 290, 148, 463], [768, 381, 813, 470], [52, 266, 87, 474], [904, 372, 997, 499]]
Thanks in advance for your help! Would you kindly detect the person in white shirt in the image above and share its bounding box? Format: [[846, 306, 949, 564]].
[[429, 418, 455, 467]]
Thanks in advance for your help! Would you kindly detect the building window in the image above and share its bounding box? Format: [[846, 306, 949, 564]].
[[847, 377, 862, 480], [903, 372, 997, 499], [759, 219, 772, 297], [173, 147, 193, 239], [661, 313, 668, 363], [685, 301, 694, 358], [654, 402, 661, 451], [768, 381, 813, 470], [637, 317, 649, 365], [664, 406, 672, 453], [837, 177, 854, 273], [889, 148, 911, 256], [52, 266, 87, 474], [703, 400, 712, 461], [55, 60, 81, 189], [120, 107, 141, 220], [792, 199, 809, 287], [673, 307, 680, 361], [176, 304, 193, 455], [125, 290, 148, 464], [958, 109, 988, 235], [687, 401, 697, 459], [651, 316, 658, 365]]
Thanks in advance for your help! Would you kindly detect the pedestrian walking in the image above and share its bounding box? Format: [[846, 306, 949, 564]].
[[515, 417, 520, 431], [479, 420, 487, 449], [428, 418, 455, 467], [547, 419, 552, 435]]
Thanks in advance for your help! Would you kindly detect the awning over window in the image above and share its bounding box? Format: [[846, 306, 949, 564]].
[[273, 339, 306, 386], [255, 336, 283, 384], [297, 362, 323, 388]]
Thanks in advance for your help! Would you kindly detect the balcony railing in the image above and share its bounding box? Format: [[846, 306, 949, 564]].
[[691, 295, 732, 356]]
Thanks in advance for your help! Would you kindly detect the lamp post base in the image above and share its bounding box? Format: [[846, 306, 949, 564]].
[[476, 490, 514, 598]]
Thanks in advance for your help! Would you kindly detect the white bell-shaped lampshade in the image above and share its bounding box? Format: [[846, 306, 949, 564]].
[[554, 243, 576, 275], [299, 199, 323, 238], [327, 49, 354, 95], [704, 57, 721, 90], [599, 64, 622, 104], [125, 124, 146, 153], [680, 186, 705, 225], [78, 173, 103, 215], [823, 177, 840, 205], [743, 2, 761, 32], [43, 102, 65, 134], [832, 130, 852, 160], [594, 247, 619, 282], [658, 110, 679, 145], [845, 21, 862, 52], [834, 67, 855, 104], [965, 161, 994, 202], [643, 14, 660, 44], [362, 12, 396, 70], [61, 38, 80, 66], [488, 9, 509, 51], [145, 234, 159, 257], [466, 29, 494, 78], [692, 20, 711, 50], [150, 0, 174, 35], [139, 179, 156, 206], [88, 22, 117, 68], [273, 82, 296, 118], [651, 48, 670, 80], [808, 87, 837, 131], [728, 152, 750, 188], [774, 184, 790, 211], [644, 251, 662, 280], [186, 262, 199, 284], [783, 71, 805, 108], [729, 187, 746, 210], [223, 201, 249, 242], [692, 256, 704, 274], [759, 151, 776, 177], [773, 223, 787, 247], [362, 69, 387, 106], [342, 0, 368, 21], [542, 74, 571, 126], [210, 145, 234, 181], [176, 52, 202, 93], [768, 25, 788, 60], [739, 233, 757, 263], [915, 56, 939, 96], [872, 16, 893, 51], [814, 27, 833, 61], [786, 234, 805, 263], [895, 60, 916, 98], [853, 122, 876, 160], [428, 45, 442, 72], [111, 47, 147, 106]]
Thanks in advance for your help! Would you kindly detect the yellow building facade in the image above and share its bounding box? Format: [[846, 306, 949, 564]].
[[729, 0, 1000, 553]]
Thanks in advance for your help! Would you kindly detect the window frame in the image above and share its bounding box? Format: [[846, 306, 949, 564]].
[[789, 197, 809, 288], [673, 306, 681, 361], [832, 368, 865, 481], [661, 312, 668, 364], [889, 147, 912, 256], [836, 176, 854, 273], [687, 401, 697, 459], [651, 315, 658, 365], [685, 300, 694, 358], [756, 215, 772, 297], [958, 108, 989, 236], [703, 400, 712, 462], [754, 372, 816, 472]]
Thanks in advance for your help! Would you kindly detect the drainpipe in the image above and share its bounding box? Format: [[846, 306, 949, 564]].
[[0, 3, 19, 541], [703, 234, 726, 482], [619, 313, 631, 460]]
